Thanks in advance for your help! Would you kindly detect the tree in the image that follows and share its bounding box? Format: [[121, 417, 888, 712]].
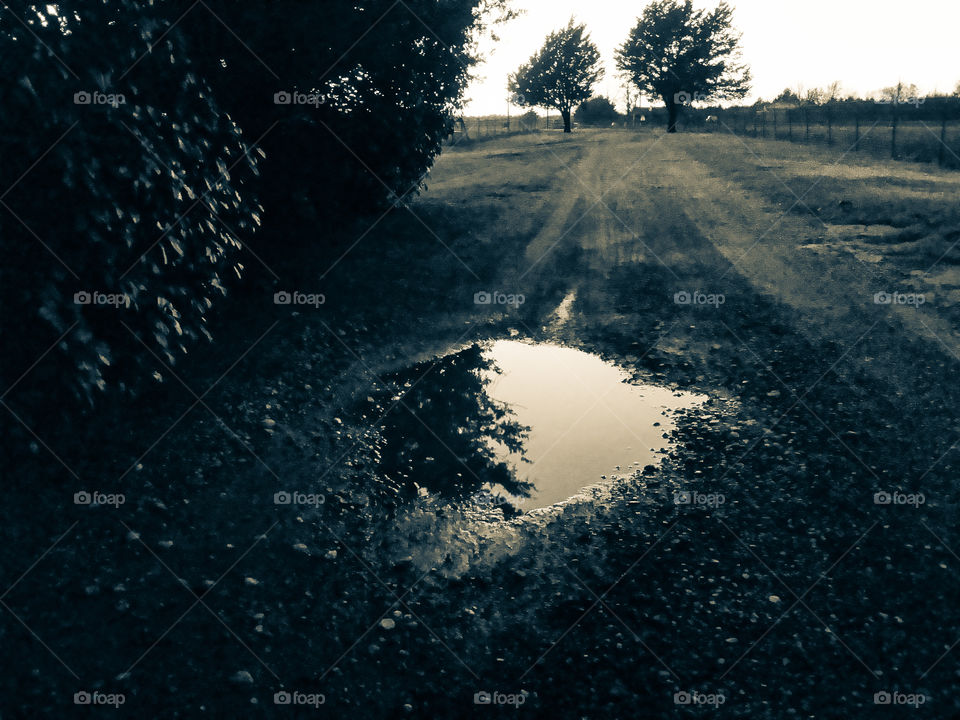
[[773, 88, 801, 105], [0, 0, 511, 425], [519, 110, 540, 131], [616, 0, 750, 132], [575, 96, 621, 125], [1, 1, 261, 420], [878, 81, 922, 105], [509, 19, 603, 133], [173, 1, 514, 233], [805, 88, 826, 105]]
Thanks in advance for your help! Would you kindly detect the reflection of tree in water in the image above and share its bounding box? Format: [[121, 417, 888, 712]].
[[365, 344, 532, 509]]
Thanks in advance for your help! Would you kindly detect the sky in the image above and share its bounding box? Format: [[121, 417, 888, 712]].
[[462, 0, 960, 115]]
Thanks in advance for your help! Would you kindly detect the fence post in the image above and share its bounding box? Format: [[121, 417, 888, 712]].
[[854, 115, 860, 151], [827, 106, 833, 146], [761, 111, 766, 138], [772, 108, 777, 139], [939, 117, 947, 167], [788, 109, 793, 141], [891, 112, 898, 159], [805, 109, 810, 142]]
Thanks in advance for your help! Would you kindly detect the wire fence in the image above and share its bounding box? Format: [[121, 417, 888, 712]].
[[446, 114, 560, 144], [641, 101, 960, 170], [449, 102, 960, 170]]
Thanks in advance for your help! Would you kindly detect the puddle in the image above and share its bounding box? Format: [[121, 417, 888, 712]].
[[361, 340, 704, 512]]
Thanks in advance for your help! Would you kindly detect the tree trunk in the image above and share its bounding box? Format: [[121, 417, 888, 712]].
[[666, 98, 678, 133], [561, 108, 571, 133]]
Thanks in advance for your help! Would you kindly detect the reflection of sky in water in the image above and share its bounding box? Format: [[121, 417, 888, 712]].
[[482, 341, 704, 509], [368, 340, 704, 513]]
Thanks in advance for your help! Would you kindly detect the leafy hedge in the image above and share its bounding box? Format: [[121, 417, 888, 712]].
[[176, 0, 512, 219], [1, 2, 261, 420], [2, 1, 507, 426]]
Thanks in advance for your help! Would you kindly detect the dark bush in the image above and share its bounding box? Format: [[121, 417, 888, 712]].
[[575, 96, 621, 126], [0, 0, 511, 430], [173, 1, 513, 233], [1, 2, 261, 421]]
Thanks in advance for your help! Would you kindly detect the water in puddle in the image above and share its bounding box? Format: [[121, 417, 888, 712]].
[[362, 340, 703, 511]]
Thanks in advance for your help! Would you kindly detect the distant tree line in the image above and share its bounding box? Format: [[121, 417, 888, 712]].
[[760, 82, 960, 122]]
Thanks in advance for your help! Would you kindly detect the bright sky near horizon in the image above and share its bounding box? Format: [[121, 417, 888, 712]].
[[462, 0, 960, 115]]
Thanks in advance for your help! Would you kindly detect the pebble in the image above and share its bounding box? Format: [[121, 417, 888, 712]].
[[230, 670, 254, 685]]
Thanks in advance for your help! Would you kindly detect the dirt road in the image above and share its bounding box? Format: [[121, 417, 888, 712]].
[[9, 128, 959, 718], [437, 130, 960, 389], [404, 129, 960, 715]]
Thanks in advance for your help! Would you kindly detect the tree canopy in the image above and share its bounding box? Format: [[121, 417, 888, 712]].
[[616, 0, 750, 132], [173, 0, 514, 226], [0, 0, 510, 430], [575, 96, 621, 126], [509, 20, 603, 133]]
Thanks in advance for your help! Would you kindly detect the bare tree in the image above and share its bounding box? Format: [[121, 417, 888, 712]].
[[805, 88, 826, 105], [879, 81, 922, 105]]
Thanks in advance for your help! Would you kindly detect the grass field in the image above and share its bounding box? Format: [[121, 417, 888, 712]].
[[717, 119, 960, 168]]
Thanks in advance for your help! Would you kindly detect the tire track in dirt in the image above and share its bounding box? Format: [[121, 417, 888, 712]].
[[594, 135, 960, 414], [659, 141, 960, 357]]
